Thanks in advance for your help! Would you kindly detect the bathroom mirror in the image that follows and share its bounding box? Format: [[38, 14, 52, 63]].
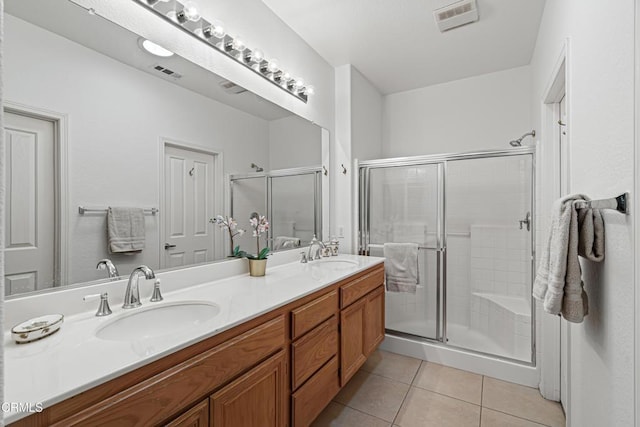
[[4, 0, 327, 296]]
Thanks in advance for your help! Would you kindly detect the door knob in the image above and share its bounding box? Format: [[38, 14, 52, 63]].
[[519, 212, 531, 232], [164, 243, 176, 250]]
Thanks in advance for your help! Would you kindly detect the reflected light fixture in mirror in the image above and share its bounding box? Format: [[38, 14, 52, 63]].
[[138, 38, 174, 57], [135, 0, 314, 102]]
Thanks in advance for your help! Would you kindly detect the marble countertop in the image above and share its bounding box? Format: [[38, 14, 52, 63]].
[[4, 254, 384, 424]]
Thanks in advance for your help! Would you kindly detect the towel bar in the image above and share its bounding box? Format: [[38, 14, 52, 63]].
[[574, 192, 629, 214], [78, 206, 159, 215]]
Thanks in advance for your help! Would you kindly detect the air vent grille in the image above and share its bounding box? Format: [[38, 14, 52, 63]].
[[219, 80, 248, 95], [434, 0, 478, 32], [151, 64, 182, 79]]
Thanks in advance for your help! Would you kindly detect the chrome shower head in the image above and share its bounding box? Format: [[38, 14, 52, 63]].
[[509, 130, 536, 147]]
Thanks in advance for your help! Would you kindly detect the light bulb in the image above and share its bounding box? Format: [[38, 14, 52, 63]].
[[232, 37, 246, 52], [212, 21, 226, 38], [182, 1, 201, 22], [251, 49, 264, 63], [267, 59, 279, 73], [294, 78, 305, 89], [282, 71, 292, 82], [304, 85, 315, 96]]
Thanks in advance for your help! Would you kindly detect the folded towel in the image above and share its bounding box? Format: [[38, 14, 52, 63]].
[[384, 243, 419, 294], [107, 207, 145, 254], [533, 194, 604, 323], [273, 236, 301, 251]]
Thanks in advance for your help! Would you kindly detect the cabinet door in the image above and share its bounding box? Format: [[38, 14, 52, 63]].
[[364, 286, 385, 356], [340, 297, 367, 386], [211, 350, 286, 427], [165, 400, 209, 427]]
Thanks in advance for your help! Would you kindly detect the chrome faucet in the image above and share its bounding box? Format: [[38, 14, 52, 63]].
[[307, 235, 326, 261], [123, 265, 155, 309], [96, 259, 119, 280]]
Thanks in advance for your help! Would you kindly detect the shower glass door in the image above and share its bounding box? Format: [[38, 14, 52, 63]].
[[445, 154, 533, 362], [363, 163, 442, 340]]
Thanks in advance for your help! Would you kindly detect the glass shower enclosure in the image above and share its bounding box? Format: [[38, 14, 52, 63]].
[[359, 148, 535, 363]]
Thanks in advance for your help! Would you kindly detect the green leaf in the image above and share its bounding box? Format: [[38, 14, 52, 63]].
[[258, 247, 270, 260]]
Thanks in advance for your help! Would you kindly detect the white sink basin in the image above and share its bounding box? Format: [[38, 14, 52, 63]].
[[96, 301, 220, 342], [311, 259, 359, 269]]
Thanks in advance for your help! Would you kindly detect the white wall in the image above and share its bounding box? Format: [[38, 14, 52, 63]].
[[351, 67, 383, 162], [382, 66, 532, 157], [5, 15, 270, 284], [531, 1, 636, 426]]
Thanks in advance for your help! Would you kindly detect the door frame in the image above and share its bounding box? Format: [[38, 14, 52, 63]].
[[159, 137, 223, 268], [538, 39, 570, 405], [3, 101, 69, 289]]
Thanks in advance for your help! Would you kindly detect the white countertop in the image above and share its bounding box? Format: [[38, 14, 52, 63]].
[[3, 254, 384, 424]]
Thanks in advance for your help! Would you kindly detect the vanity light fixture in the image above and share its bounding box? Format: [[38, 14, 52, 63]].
[[134, 0, 314, 102], [139, 38, 175, 57]]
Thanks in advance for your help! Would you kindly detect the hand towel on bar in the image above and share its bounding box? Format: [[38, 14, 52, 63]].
[[273, 236, 301, 250], [384, 243, 419, 294], [107, 207, 145, 254], [532, 194, 604, 323]]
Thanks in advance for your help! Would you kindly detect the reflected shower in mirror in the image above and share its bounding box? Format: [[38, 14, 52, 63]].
[[3, 0, 326, 297]]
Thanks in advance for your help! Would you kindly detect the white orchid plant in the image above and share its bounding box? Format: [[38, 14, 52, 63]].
[[247, 212, 270, 260], [210, 215, 245, 257]]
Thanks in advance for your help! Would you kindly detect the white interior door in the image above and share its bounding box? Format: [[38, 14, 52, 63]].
[[4, 112, 56, 295], [163, 145, 216, 268]]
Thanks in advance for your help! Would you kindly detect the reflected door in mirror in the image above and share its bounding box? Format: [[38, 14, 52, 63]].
[[163, 145, 217, 268], [4, 112, 57, 295]]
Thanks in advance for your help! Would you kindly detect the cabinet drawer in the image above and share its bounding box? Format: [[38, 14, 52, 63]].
[[292, 356, 340, 427], [53, 315, 286, 427], [340, 266, 384, 308], [291, 316, 338, 390], [291, 290, 338, 340]]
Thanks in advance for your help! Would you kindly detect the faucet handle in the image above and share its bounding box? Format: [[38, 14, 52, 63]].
[[300, 252, 308, 263], [150, 279, 163, 302], [84, 292, 113, 317]]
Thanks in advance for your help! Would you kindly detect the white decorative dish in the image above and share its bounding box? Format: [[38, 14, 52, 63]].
[[11, 314, 64, 344]]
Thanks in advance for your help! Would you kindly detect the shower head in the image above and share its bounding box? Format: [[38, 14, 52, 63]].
[[509, 130, 536, 147], [250, 162, 264, 172]]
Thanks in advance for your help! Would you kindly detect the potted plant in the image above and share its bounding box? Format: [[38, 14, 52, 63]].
[[246, 212, 270, 277], [210, 215, 245, 257]]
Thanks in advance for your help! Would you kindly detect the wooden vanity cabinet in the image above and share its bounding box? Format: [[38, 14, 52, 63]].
[[10, 264, 384, 427]]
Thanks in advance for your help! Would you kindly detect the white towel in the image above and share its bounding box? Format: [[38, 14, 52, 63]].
[[384, 243, 419, 294], [533, 194, 604, 323], [107, 207, 145, 254], [273, 236, 301, 250]]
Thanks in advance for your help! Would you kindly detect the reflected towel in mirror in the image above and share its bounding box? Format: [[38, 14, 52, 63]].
[[107, 207, 145, 254], [273, 236, 301, 251]]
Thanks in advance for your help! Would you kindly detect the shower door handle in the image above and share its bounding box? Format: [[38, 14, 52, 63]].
[[519, 212, 531, 231]]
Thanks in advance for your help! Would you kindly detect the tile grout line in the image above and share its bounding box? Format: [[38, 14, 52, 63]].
[[390, 360, 424, 425], [479, 375, 485, 427], [335, 401, 397, 425], [482, 407, 554, 427]]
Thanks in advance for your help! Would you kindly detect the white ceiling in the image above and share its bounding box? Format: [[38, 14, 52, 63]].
[[262, 0, 546, 94], [6, 0, 293, 121]]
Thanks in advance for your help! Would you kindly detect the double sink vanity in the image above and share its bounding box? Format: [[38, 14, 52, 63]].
[[4, 253, 385, 426]]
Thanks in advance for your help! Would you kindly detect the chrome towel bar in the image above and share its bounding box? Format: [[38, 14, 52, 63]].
[[78, 206, 159, 215], [574, 192, 629, 214]]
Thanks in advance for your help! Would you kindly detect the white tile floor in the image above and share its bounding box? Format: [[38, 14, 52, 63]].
[[312, 350, 566, 427]]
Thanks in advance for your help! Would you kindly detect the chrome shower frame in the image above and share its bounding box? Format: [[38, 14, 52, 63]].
[[357, 146, 537, 366]]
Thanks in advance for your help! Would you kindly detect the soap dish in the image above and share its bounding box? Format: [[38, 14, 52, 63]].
[[12, 314, 64, 344]]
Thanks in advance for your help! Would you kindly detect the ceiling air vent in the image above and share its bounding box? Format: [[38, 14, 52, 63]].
[[433, 0, 479, 32], [219, 80, 248, 95], [151, 64, 182, 79]]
